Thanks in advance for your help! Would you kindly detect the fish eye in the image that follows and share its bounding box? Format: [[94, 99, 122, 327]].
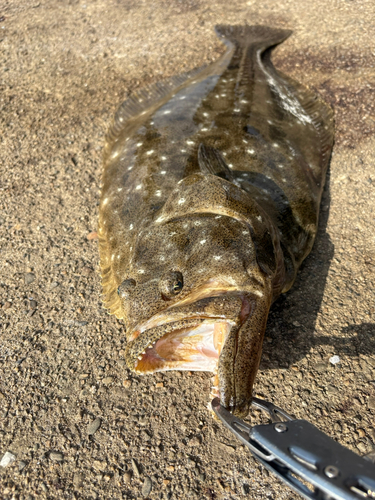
[[159, 271, 184, 299], [117, 279, 136, 298]]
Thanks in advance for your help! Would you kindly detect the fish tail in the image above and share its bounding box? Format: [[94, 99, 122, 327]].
[[215, 24, 292, 50]]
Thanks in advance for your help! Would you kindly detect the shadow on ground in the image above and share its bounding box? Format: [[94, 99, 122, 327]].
[[261, 167, 335, 369]]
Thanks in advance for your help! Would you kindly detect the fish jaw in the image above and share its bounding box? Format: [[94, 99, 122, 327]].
[[218, 285, 272, 417], [133, 320, 233, 373], [125, 287, 272, 417]]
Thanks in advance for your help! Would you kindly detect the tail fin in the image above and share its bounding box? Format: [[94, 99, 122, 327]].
[[215, 24, 292, 51]]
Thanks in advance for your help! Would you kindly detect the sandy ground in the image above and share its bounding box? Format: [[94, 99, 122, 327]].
[[1, 0, 375, 498]]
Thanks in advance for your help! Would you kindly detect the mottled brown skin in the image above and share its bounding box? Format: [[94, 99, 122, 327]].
[[98, 25, 334, 416]]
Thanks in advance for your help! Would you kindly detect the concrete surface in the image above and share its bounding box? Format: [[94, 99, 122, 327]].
[[0, 0, 374, 499]]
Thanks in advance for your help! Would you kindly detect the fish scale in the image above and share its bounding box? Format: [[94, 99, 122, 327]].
[[99, 24, 334, 416]]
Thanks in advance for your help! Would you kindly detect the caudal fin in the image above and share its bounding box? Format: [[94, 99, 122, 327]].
[[215, 24, 292, 50]]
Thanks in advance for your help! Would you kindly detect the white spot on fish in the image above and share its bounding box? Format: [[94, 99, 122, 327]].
[[180, 149, 186, 153], [242, 230, 248, 235], [179, 95, 186, 100], [160, 255, 165, 261], [117, 254, 120, 259], [129, 224, 134, 230], [203, 112, 209, 117], [163, 110, 171, 115], [112, 150, 119, 159], [247, 149, 255, 155], [111, 254, 115, 261], [136, 184, 142, 190], [178, 198, 186, 205], [156, 191, 161, 197], [214, 256, 221, 260], [161, 156, 167, 161], [267, 120, 273, 125], [253, 290, 264, 297], [256, 216, 262, 222], [221, 94, 226, 97], [228, 164, 233, 168], [160, 171, 166, 175], [103, 198, 109, 205], [146, 150, 154, 155], [200, 239, 206, 245], [137, 269, 145, 274], [273, 143, 279, 148], [215, 215, 222, 219], [117, 187, 123, 192], [234, 108, 240, 112], [241, 99, 248, 104], [278, 164, 284, 168], [186, 140, 194, 145], [243, 139, 248, 144], [215, 95, 220, 98], [201, 128, 208, 132], [137, 142, 143, 147]]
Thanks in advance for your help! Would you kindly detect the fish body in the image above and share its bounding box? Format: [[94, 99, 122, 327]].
[[99, 25, 334, 416]]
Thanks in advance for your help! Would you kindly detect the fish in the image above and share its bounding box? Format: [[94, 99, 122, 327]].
[[98, 25, 334, 417]]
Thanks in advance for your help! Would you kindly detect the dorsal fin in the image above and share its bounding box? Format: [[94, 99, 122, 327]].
[[197, 144, 234, 182], [104, 66, 207, 163]]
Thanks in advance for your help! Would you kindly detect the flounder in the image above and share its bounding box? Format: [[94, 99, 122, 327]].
[[99, 25, 334, 416]]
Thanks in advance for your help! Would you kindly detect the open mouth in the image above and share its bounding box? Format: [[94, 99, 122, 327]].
[[133, 319, 233, 373]]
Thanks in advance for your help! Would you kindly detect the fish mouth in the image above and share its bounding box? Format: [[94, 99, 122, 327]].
[[132, 317, 234, 374], [124, 292, 253, 401]]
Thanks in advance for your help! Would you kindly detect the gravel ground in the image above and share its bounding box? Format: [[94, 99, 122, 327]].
[[1, 0, 374, 499]]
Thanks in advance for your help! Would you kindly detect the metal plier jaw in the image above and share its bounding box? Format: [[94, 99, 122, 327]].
[[211, 397, 375, 500]]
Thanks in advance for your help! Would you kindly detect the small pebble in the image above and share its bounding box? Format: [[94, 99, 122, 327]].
[[123, 379, 131, 388], [24, 273, 35, 285], [131, 458, 140, 477], [329, 355, 340, 365], [102, 376, 114, 385], [0, 451, 16, 467], [18, 461, 27, 472], [2, 301, 12, 310], [357, 442, 367, 454], [81, 266, 93, 276], [73, 473, 83, 487], [142, 476, 152, 498], [241, 484, 250, 495], [29, 300, 37, 309], [87, 417, 101, 435], [123, 471, 132, 484], [87, 231, 98, 240], [50, 282, 59, 289], [49, 451, 63, 462]]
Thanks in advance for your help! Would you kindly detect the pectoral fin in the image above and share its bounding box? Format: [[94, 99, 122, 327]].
[[198, 143, 234, 182]]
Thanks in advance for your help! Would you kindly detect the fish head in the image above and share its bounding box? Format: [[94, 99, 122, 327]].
[[121, 174, 277, 416]]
